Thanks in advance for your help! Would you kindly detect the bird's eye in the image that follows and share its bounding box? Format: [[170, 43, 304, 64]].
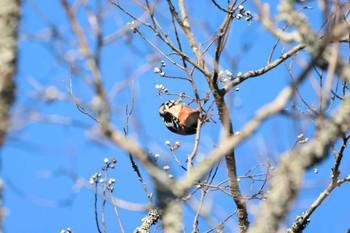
[[166, 101, 175, 108]]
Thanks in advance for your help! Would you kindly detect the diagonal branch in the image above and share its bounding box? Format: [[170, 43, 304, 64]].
[[247, 94, 350, 233], [61, 0, 110, 122], [290, 135, 350, 232], [221, 44, 305, 94]]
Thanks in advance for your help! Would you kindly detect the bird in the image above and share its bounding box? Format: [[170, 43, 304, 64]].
[[159, 100, 201, 135]]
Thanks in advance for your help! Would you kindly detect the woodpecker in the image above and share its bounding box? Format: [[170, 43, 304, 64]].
[[159, 100, 201, 135]]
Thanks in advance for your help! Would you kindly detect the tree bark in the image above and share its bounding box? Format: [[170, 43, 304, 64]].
[[0, 0, 21, 231]]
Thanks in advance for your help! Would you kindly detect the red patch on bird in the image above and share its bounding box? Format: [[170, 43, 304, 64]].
[[178, 104, 199, 125]]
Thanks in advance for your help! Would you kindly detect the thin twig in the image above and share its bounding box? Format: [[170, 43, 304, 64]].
[[192, 186, 208, 233], [109, 191, 125, 233], [64, 70, 100, 123], [94, 182, 102, 233], [101, 168, 108, 233], [124, 83, 154, 206]]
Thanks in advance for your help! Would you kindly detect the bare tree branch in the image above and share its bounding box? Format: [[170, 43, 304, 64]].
[[290, 134, 350, 232], [0, 0, 20, 232], [248, 94, 350, 233]]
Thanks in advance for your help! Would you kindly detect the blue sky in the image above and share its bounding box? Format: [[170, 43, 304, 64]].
[[3, 0, 349, 232]]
